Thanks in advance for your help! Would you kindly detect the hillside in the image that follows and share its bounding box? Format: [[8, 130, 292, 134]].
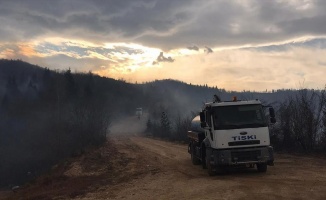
[[1, 59, 325, 190]]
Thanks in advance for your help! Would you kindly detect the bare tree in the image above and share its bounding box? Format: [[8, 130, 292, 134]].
[[277, 89, 326, 152]]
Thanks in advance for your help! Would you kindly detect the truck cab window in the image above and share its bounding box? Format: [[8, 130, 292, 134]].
[[212, 104, 267, 130]]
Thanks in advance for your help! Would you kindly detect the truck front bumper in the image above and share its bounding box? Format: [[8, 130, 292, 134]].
[[207, 146, 274, 166]]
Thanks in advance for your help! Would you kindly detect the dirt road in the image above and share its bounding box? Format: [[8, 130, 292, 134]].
[[3, 133, 326, 200], [74, 134, 326, 200], [3, 113, 326, 200]]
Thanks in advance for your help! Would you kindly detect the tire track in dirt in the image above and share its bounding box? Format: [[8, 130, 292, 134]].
[[4, 134, 326, 200], [107, 136, 326, 200]]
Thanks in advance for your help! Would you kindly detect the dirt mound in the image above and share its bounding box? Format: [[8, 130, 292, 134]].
[[3, 137, 157, 200]]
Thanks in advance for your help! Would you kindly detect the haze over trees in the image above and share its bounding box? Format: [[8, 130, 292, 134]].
[[0, 59, 142, 187], [1, 59, 326, 187]]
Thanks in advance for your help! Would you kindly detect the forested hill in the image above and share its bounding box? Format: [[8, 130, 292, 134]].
[[1, 59, 325, 188], [0, 59, 313, 116], [0, 59, 145, 187]]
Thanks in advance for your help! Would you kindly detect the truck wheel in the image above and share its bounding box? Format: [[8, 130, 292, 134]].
[[191, 144, 201, 165], [257, 163, 267, 172], [202, 148, 207, 169], [206, 154, 215, 176]]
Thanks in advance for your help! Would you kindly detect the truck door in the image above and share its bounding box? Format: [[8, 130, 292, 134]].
[[205, 111, 214, 142]]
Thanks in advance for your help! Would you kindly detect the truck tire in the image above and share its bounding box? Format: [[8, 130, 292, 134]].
[[191, 144, 201, 165], [257, 163, 267, 172], [206, 153, 215, 176], [201, 146, 207, 169]]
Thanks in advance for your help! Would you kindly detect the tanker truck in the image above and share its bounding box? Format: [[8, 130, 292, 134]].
[[187, 97, 275, 175]]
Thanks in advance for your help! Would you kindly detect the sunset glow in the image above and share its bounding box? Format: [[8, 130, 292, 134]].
[[1, 0, 326, 91]]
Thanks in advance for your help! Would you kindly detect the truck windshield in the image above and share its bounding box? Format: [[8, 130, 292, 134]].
[[212, 104, 267, 130]]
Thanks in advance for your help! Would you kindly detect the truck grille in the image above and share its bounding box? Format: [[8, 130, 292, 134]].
[[231, 150, 261, 162], [228, 140, 260, 146]]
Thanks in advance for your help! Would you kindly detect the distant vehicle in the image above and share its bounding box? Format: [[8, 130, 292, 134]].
[[187, 96, 275, 175], [136, 108, 143, 119]]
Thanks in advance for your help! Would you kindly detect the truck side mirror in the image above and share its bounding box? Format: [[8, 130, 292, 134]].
[[269, 107, 276, 124], [199, 112, 208, 128]]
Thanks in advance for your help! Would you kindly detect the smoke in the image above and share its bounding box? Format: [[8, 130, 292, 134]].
[[187, 45, 212, 53], [109, 113, 148, 136]]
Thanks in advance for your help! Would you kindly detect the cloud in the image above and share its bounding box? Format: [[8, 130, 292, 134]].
[[204, 46, 213, 54], [0, 39, 159, 74], [2, 37, 326, 91], [0, 48, 15, 58], [1, 0, 326, 50], [153, 52, 174, 65], [187, 45, 212, 53], [1, 0, 326, 91], [187, 45, 199, 51], [104, 43, 326, 91]]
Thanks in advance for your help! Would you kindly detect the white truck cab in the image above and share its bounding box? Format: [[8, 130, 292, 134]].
[[188, 97, 275, 175]]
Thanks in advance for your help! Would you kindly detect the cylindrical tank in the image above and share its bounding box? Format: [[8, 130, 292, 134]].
[[190, 115, 205, 133]]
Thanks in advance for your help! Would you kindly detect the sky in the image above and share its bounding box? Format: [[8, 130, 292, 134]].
[[0, 0, 326, 91]]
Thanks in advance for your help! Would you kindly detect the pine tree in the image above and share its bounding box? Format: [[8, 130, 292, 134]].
[[161, 112, 171, 137], [64, 68, 77, 99], [146, 118, 152, 133], [322, 109, 326, 149], [84, 71, 94, 98]]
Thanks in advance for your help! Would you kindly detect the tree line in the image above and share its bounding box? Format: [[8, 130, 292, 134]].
[[271, 89, 326, 152], [0, 60, 144, 187]]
